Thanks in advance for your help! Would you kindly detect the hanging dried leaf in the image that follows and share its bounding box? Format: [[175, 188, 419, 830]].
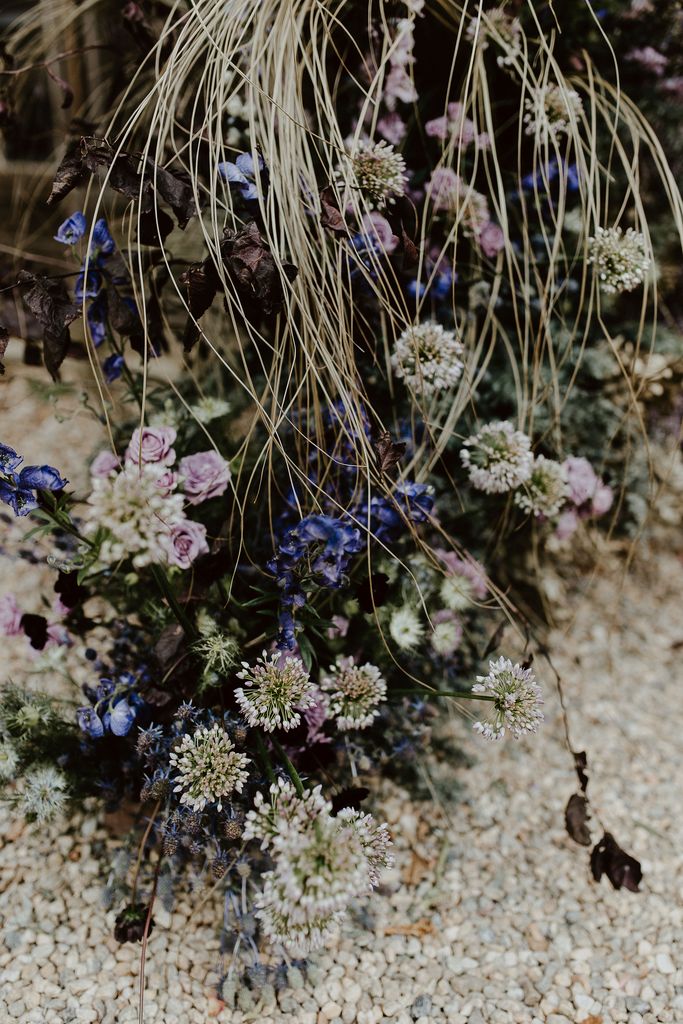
[[330, 786, 370, 816], [46, 144, 87, 206], [180, 259, 220, 352], [137, 206, 175, 247], [400, 225, 419, 267], [573, 750, 589, 793], [154, 622, 186, 672], [319, 186, 347, 236], [220, 221, 298, 315], [146, 159, 197, 227], [590, 832, 642, 892], [373, 430, 406, 476], [80, 138, 154, 213], [565, 793, 592, 846], [46, 66, 74, 110], [17, 271, 80, 379], [0, 323, 8, 374], [20, 613, 48, 650]]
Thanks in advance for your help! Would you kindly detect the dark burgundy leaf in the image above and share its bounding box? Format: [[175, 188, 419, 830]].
[[20, 613, 49, 650], [573, 750, 589, 793], [46, 66, 74, 109], [145, 159, 197, 228], [54, 570, 87, 609], [18, 271, 80, 379], [590, 832, 642, 892], [154, 622, 186, 672], [373, 430, 406, 476], [180, 259, 220, 352], [521, 653, 534, 670], [114, 903, 154, 944], [46, 145, 87, 206], [565, 793, 592, 846], [137, 206, 175, 247], [0, 323, 8, 374], [220, 221, 298, 316], [107, 287, 140, 337], [80, 138, 153, 213], [400, 225, 419, 267], [319, 186, 347, 236], [330, 786, 370, 816], [356, 572, 391, 613]]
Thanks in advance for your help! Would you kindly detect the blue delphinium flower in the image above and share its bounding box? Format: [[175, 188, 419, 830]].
[[77, 707, 105, 739], [364, 481, 435, 542], [75, 269, 102, 302], [218, 152, 266, 200], [104, 698, 135, 737], [0, 443, 22, 473], [103, 353, 125, 382], [87, 294, 108, 346], [16, 465, 68, 491], [78, 672, 146, 740], [90, 218, 115, 257], [54, 212, 87, 245], [0, 443, 68, 517]]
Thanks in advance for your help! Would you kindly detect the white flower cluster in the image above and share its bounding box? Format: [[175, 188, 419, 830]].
[[587, 227, 651, 294], [320, 657, 387, 730], [389, 606, 424, 651], [468, 7, 523, 68], [169, 723, 250, 811], [235, 652, 316, 732], [84, 463, 185, 568], [472, 656, 544, 741], [460, 420, 533, 493], [514, 454, 569, 519], [391, 321, 464, 397], [19, 765, 68, 822], [342, 140, 408, 207], [244, 780, 393, 954], [190, 396, 231, 424], [524, 84, 583, 139]]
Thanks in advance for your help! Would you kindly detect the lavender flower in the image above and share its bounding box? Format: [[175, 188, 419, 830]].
[[125, 426, 177, 468], [162, 519, 209, 569]]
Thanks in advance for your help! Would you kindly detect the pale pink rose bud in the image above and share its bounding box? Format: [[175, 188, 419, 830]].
[[90, 450, 121, 478], [163, 519, 209, 569], [179, 451, 231, 505], [591, 484, 614, 517]]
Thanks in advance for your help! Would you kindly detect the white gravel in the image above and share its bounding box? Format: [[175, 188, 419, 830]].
[[1, 359, 682, 1023]]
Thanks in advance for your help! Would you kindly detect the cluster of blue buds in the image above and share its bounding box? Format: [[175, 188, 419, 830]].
[[77, 671, 149, 739], [0, 443, 67, 517], [218, 152, 267, 201], [362, 481, 435, 542]]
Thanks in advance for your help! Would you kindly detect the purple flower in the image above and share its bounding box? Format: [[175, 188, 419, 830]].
[[55, 212, 87, 245], [178, 450, 231, 505], [17, 465, 68, 491], [591, 483, 614, 517], [162, 519, 209, 569], [75, 269, 102, 301], [479, 221, 505, 258], [87, 294, 108, 346], [360, 213, 399, 254], [555, 508, 580, 540], [90, 450, 121, 477], [0, 443, 22, 473], [91, 218, 115, 256], [106, 699, 135, 737], [0, 594, 23, 636], [0, 481, 38, 516], [77, 706, 105, 739], [218, 152, 266, 201], [125, 426, 177, 467], [103, 353, 125, 382], [377, 113, 407, 145]]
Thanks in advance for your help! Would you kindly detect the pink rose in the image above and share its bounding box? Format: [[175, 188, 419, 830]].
[[155, 469, 178, 496], [0, 594, 23, 636], [163, 519, 209, 569], [179, 450, 231, 505], [125, 426, 177, 467], [361, 213, 399, 254], [90, 450, 121, 478], [479, 221, 505, 257], [591, 484, 614, 518]]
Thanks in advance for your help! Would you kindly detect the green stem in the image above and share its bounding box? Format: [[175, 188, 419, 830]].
[[392, 688, 497, 702], [150, 565, 197, 638], [270, 736, 305, 797], [255, 732, 276, 786]]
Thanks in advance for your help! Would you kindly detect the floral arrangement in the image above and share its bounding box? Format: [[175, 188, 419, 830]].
[[0, 0, 681, 1002]]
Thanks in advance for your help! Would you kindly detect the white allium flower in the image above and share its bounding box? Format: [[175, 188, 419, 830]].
[[169, 723, 249, 811], [389, 606, 424, 651], [190, 396, 231, 424], [341, 140, 408, 207], [468, 7, 523, 68], [524, 84, 583, 139], [587, 227, 651, 294], [460, 420, 533, 493], [391, 321, 464, 397], [514, 454, 569, 519], [235, 652, 315, 732], [84, 463, 185, 568], [0, 739, 19, 781], [247, 782, 393, 954], [472, 656, 544, 740], [320, 657, 387, 731], [20, 765, 68, 822]]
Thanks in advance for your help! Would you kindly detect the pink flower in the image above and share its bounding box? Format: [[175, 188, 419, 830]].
[[626, 47, 668, 76], [384, 65, 417, 107], [479, 221, 505, 257], [303, 691, 331, 746], [425, 116, 449, 140], [377, 113, 407, 145], [155, 469, 178, 496], [163, 519, 209, 569], [90, 450, 121, 477], [563, 456, 598, 506], [476, 132, 492, 151], [326, 615, 350, 640], [361, 213, 399, 254], [179, 450, 231, 505], [435, 549, 488, 599], [591, 483, 614, 517], [125, 426, 177, 467], [555, 509, 580, 540], [0, 594, 23, 636]]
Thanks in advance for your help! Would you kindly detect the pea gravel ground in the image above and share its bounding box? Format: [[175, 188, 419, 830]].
[[1, 361, 682, 1024]]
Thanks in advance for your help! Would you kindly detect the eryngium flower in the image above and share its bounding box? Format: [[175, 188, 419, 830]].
[[246, 781, 392, 954], [169, 723, 249, 811], [192, 630, 240, 675], [20, 765, 68, 822], [235, 651, 315, 732], [523, 84, 583, 139], [388, 606, 424, 651], [343, 140, 407, 207], [460, 420, 533, 493], [391, 321, 464, 397], [84, 463, 185, 567], [587, 227, 651, 294], [514, 455, 569, 519], [320, 657, 387, 730], [472, 656, 544, 740], [0, 738, 19, 780]]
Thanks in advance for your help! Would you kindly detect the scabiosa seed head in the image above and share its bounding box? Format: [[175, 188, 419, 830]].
[[430, 610, 463, 657], [587, 226, 651, 294], [514, 454, 569, 519], [391, 321, 464, 397], [235, 651, 315, 732], [472, 656, 544, 741], [341, 140, 408, 207], [460, 420, 533, 493], [20, 765, 68, 822], [169, 723, 250, 811], [523, 84, 583, 139], [320, 657, 387, 731], [192, 631, 240, 675], [389, 606, 424, 651]]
